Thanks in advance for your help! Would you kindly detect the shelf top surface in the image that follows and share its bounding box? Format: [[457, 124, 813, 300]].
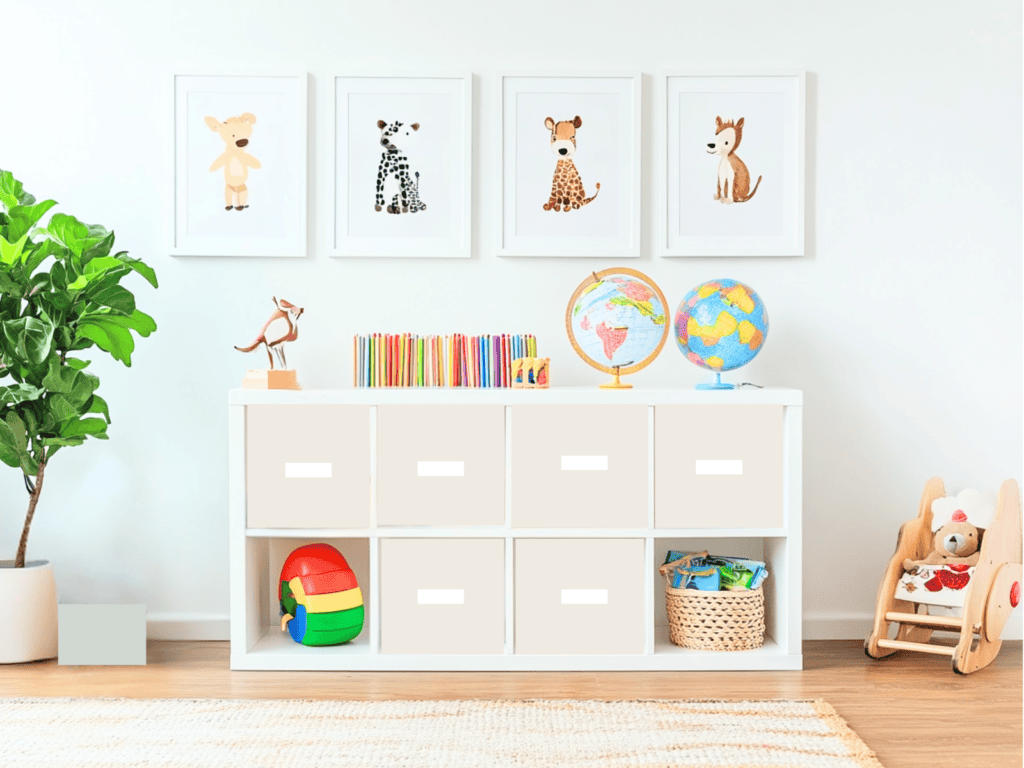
[[229, 386, 803, 406]]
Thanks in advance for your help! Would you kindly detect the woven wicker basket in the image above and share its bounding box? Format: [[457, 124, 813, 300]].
[[661, 568, 765, 651]]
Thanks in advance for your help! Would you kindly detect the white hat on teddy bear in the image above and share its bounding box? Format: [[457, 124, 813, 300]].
[[931, 488, 997, 532]]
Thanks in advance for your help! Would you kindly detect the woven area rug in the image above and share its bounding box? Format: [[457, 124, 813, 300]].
[[0, 697, 884, 767]]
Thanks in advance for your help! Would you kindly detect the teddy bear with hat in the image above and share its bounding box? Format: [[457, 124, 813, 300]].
[[903, 508, 982, 570]]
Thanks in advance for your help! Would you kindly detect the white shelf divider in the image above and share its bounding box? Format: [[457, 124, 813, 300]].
[[369, 534, 381, 655]]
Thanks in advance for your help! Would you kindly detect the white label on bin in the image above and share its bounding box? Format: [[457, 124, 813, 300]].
[[417, 461, 465, 477], [285, 462, 332, 478], [561, 589, 608, 605], [417, 589, 465, 605], [695, 460, 743, 475], [561, 455, 608, 471]]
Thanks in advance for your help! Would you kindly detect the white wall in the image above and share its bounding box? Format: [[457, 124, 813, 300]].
[[2, 0, 1021, 641]]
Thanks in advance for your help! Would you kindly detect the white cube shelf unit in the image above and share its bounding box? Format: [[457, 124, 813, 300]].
[[228, 387, 802, 671]]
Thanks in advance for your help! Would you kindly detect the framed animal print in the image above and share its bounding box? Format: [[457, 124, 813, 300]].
[[330, 73, 472, 258], [170, 72, 308, 257], [497, 72, 641, 258], [657, 71, 805, 257]]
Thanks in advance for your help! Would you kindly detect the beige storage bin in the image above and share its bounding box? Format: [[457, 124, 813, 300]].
[[511, 405, 648, 529], [654, 404, 783, 529], [377, 405, 505, 526], [246, 405, 371, 529], [515, 538, 645, 654], [380, 538, 505, 655]]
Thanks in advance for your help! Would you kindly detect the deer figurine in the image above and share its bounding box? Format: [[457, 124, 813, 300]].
[[235, 297, 303, 370]]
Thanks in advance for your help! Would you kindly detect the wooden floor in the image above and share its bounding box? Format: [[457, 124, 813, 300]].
[[1, 639, 1019, 768]]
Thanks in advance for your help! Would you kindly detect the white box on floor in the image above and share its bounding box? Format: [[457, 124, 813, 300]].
[[58, 604, 147, 665]]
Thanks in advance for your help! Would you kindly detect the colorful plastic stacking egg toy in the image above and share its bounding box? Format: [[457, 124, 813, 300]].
[[279, 543, 364, 646]]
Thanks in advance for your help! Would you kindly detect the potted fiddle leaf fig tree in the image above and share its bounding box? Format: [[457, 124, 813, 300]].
[[0, 170, 158, 663]]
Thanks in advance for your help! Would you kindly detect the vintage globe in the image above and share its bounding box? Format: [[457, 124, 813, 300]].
[[674, 279, 768, 389], [566, 268, 669, 389]]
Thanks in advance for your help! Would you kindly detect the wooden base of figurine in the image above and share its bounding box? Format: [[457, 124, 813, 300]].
[[242, 369, 301, 390]]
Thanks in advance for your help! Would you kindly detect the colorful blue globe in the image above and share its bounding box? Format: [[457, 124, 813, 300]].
[[674, 279, 768, 381]]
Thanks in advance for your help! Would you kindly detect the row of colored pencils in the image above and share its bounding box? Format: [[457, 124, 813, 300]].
[[353, 334, 537, 388]]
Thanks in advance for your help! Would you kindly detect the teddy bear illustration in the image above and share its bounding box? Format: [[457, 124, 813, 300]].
[[903, 509, 982, 571], [205, 113, 261, 211]]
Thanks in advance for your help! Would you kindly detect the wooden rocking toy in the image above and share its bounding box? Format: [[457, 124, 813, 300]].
[[865, 477, 1022, 674]]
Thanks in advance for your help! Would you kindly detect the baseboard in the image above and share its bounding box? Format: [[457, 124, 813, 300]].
[[804, 612, 1024, 641], [146, 613, 1023, 643], [146, 613, 229, 641]]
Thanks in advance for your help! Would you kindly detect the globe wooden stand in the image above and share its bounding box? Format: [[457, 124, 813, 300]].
[[599, 366, 633, 389]]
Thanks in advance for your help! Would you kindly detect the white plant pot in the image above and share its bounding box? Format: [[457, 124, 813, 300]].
[[0, 559, 58, 664]]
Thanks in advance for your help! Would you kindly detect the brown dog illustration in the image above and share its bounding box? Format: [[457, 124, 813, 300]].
[[706, 117, 762, 204], [543, 116, 600, 212], [205, 113, 261, 211]]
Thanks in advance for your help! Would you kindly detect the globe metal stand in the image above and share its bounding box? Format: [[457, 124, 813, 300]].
[[599, 365, 632, 389], [696, 372, 734, 390]]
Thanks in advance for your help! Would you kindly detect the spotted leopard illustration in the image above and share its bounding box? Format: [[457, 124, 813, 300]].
[[375, 120, 423, 214], [543, 116, 600, 212], [391, 171, 426, 214]]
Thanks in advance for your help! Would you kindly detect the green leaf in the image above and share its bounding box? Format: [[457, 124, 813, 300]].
[[23, 239, 60, 275], [67, 274, 88, 291], [60, 417, 107, 439], [86, 394, 110, 424], [5, 200, 57, 243], [42, 357, 75, 393], [42, 436, 85, 448], [110, 309, 156, 337], [65, 358, 90, 371], [89, 284, 136, 315], [42, 357, 98, 406], [1, 316, 56, 366], [4, 410, 26, 451], [0, 382, 45, 406], [19, 453, 39, 476], [112, 252, 158, 289], [0, 424, 20, 468], [50, 260, 66, 291], [75, 316, 135, 366], [81, 230, 114, 264], [82, 255, 122, 277], [0, 232, 29, 265], [48, 394, 79, 422], [0, 271, 21, 297], [47, 213, 90, 256], [0, 171, 25, 211], [69, 370, 99, 406]]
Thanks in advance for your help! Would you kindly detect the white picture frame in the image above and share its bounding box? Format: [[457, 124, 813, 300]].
[[657, 70, 805, 258], [497, 72, 641, 258], [169, 71, 308, 258], [330, 73, 472, 258]]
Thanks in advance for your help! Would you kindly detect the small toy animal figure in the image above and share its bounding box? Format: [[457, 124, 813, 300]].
[[543, 116, 600, 212], [706, 116, 762, 204], [375, 120, 423, 214], [234, 297, 303, 369], [903, 510, 983, 570], [391, 170, 426, 215], [205, 113, 261, 211]]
